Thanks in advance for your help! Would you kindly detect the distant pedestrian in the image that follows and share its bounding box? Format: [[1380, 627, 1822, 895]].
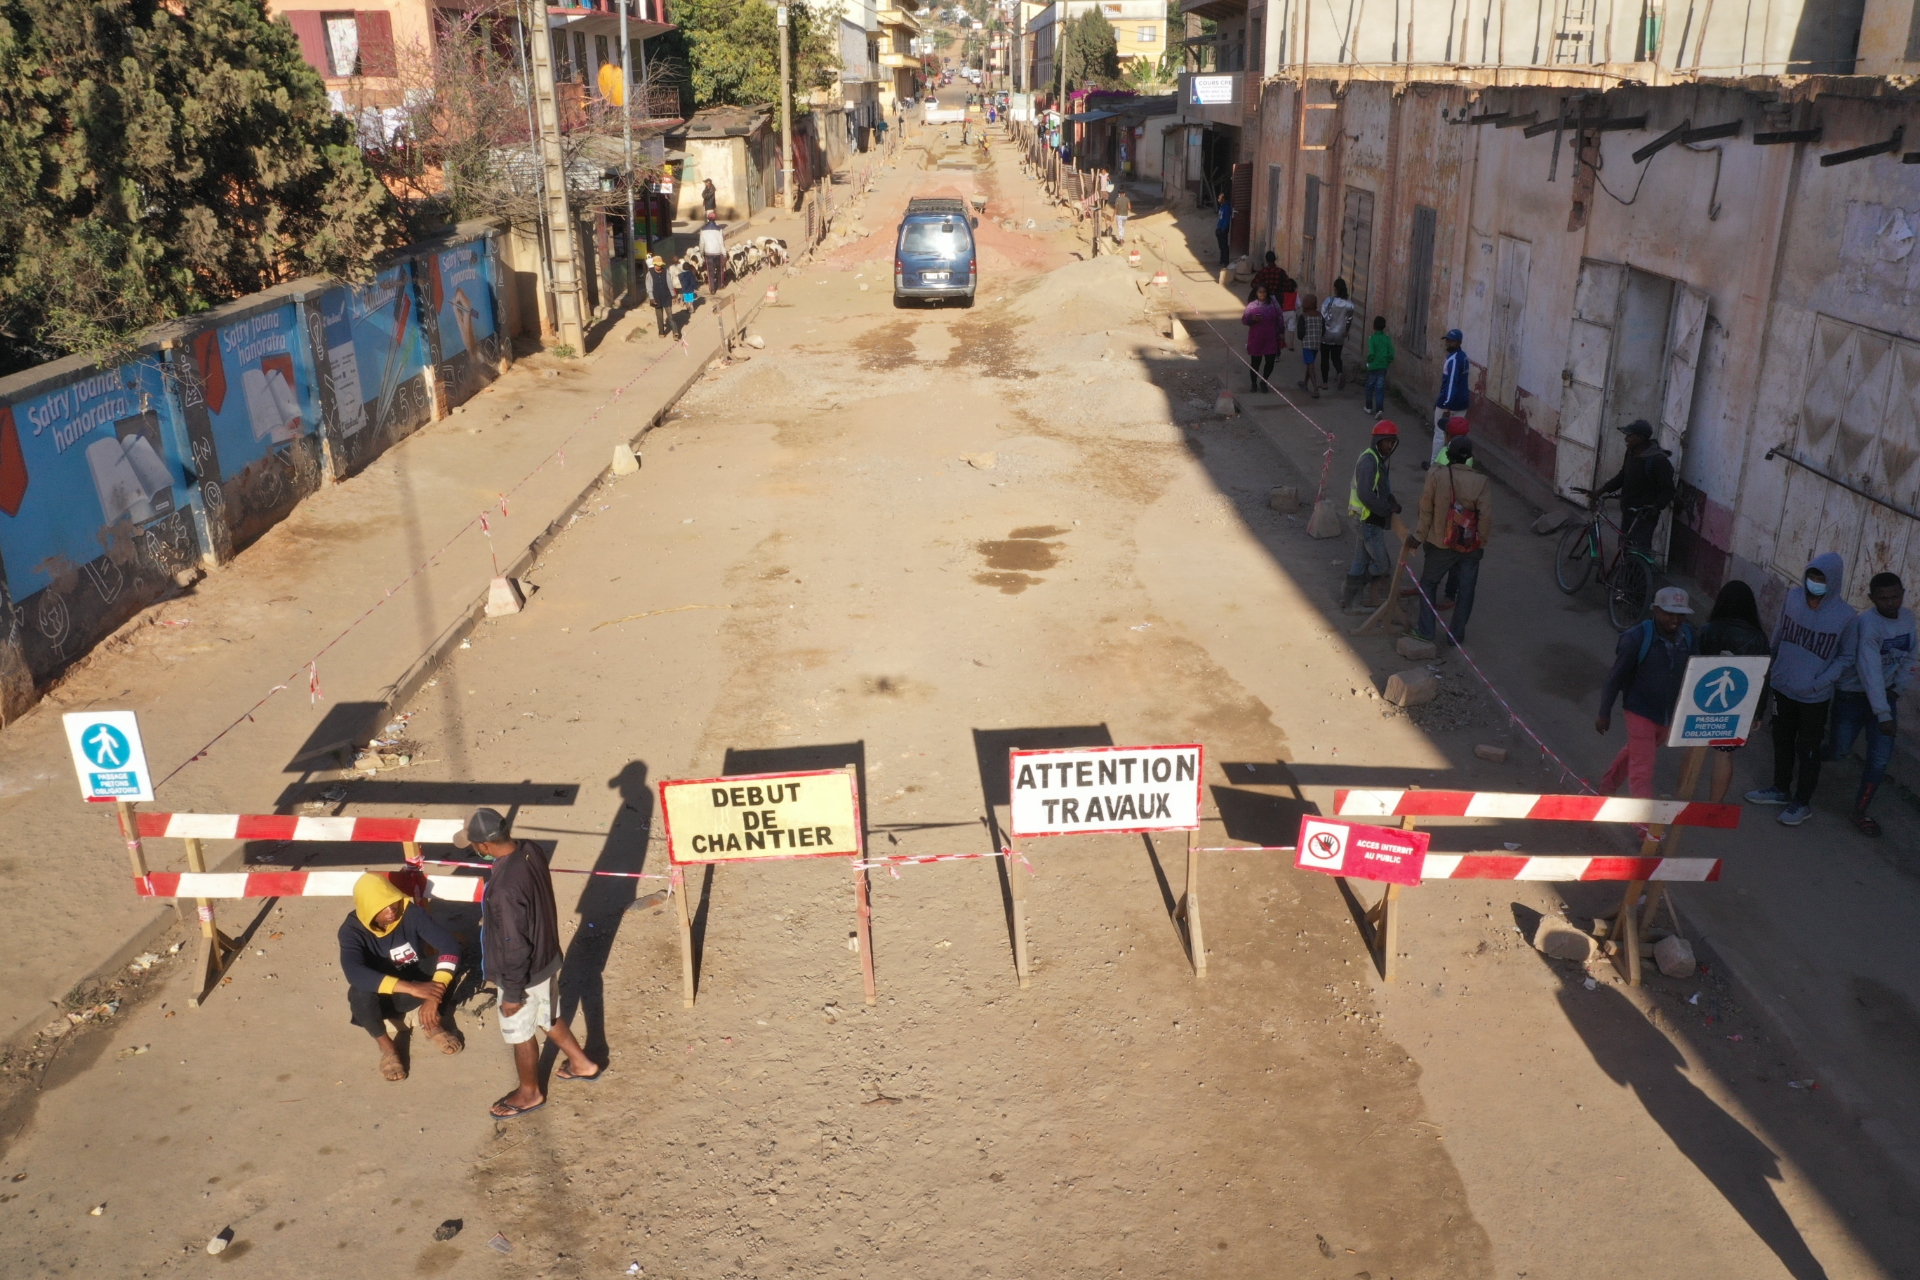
[[1249, 251, 1285, 302], [1407, 436, 1491, 647], [1592, 420, 1675, 551], [1597, 587, 1699, 799], [699, 216, 727, 295], [1341, 421, 1401, 611], [1364, 316, 1394, 418], [1698, 580, 1771, 803], [675, 260, 699, 317], [1321, 278, 1356, 392], [1294, 293, 1323, 398], [644, 256, 674, 336], [459, 808, 603, 1120], [1433, 327, 1470, 461], [1829, 571, 1912, 835], [339, 872, 463, 1083], [1241, 283, 1282, 394], [1111, 187, 1130, 242], [1746, 553, 1856, 826], [701, 178, 718, 218], [1214, 194, 1232, 265]]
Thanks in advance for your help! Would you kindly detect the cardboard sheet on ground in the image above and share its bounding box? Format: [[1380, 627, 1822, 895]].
[[1294, 816, 1427, 886], [1008, 744, 1203, 837], [660, 769, 862, 864], [1666, 655, 1772, 747]]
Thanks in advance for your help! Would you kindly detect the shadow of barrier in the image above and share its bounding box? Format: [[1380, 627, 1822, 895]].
[[119, 808, 666, 1005]]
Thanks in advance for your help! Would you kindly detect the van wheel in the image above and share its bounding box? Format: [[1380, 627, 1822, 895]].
[[892, 294, 909, 309], [960, 292, 975, 309]]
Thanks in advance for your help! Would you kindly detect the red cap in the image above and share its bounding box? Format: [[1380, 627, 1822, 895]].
[[1446, 415, 1470, 436], [1371, 420, 1399, 437]]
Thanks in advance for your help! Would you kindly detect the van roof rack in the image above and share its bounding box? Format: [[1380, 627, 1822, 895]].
[[905, 198, 969, 216]]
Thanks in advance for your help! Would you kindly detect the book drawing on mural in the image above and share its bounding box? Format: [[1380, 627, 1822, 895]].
[[241, 365, 305, 444], [85, 419, 175, 527]]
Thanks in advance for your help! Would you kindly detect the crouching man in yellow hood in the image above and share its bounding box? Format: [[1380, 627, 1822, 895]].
[[340, 873, 465, 1081]]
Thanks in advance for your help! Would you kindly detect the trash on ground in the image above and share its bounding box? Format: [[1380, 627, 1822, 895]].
[[207, 1227, 234, 1254], [434, 1219, 463, 1241]]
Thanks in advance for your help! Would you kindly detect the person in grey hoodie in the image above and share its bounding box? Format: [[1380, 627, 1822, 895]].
[[1829, 572, 1916, 836], [1747, 552, 1856, 826]]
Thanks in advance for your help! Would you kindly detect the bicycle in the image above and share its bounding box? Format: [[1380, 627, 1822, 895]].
[[1553, 491, 1656, 631]]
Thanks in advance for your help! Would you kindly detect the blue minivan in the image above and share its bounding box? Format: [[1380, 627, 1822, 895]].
[[894, 198, 978, 307]]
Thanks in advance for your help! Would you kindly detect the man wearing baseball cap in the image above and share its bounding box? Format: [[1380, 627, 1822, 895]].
[[1587, 419, 1676, 552], [459, 808, 602, 1117], [1432, 329, 1470, 464], [1596, 587, 1699, 798]]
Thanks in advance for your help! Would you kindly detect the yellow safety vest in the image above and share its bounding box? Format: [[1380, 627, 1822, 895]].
[[1349, 446, 1386, 520]]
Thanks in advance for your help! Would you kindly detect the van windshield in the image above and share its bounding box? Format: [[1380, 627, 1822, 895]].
[[902, 222, 964, 255]]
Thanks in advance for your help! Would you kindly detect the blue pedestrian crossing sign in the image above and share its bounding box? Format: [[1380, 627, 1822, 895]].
[[1666, 656, 1771, 748], [62, 710, 154, 803]]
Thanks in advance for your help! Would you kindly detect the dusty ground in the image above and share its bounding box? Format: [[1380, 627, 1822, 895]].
[[1, 127, 1916, 1279]]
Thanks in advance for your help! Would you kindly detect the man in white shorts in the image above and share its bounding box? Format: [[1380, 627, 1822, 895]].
[[459, 808, 602, 1118]]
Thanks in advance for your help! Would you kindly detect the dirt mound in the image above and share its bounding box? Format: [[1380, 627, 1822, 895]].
[[1007, 253, 1149, 333]]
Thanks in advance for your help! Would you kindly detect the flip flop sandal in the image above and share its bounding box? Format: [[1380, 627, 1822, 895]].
[[489, 1097, 545, 1119], [556, 1062, 605, 1084]]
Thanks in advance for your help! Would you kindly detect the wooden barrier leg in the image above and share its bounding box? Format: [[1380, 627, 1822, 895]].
[[1614, 879, 1646, 986], [853, 858, 877, 1005], [1642, 747, 1707, 935], [1008, 847, 1031, 990], [115, 800, 149, 881], [1184, 829, 1206, 978], [672, 864, 696, 1008], [182, 836, 240, 1007]]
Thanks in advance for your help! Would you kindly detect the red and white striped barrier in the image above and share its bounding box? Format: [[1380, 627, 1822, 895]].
[[135, 812, 465, 843], [135, 871, 485, 901], [1332, 790, 1739, 829], [1422, 855, 1719, 882]]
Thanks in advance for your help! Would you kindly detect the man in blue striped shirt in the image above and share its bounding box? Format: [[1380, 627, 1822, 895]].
[[1432, 327, 1470, 465]]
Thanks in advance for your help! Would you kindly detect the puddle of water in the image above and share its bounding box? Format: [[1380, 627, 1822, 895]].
[[974, 571, 1040, 594], [977, 537, 1061, 571]]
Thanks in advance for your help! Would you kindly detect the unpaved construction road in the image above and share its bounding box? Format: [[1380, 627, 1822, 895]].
[[0, 130, 1913, 1279]]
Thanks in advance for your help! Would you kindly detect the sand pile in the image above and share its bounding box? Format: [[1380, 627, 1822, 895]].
[[1008, 254, 1153, 332]]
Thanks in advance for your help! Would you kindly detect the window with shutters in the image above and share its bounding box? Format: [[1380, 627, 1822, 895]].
[[322, 12, 358, 76], [1403, 205, 1437, 356]]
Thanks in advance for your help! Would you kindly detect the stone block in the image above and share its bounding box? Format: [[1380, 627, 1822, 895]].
[[1533, 918, 1598, 963], [484, 576, 525, 618], [1396, 636, 1438, 661], [611, 443, 639, 475], [1384, 669, 1439, 707], [1533, 509, 1572, 535], [1654, 935, 1696, 979], [1268, 485, 1301, 513], [1305, 500, 1345, 539], [1474, 744, 1508, 763]]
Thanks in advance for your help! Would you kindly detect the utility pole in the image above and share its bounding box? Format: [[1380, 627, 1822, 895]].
[[526, 2, 586, 352], [778, 3, 795, 210], [619, 0, 638, 304]]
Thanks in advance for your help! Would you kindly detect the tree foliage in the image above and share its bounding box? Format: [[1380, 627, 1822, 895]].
[[1061, 10, 1121, 89], [0, 0, 401, 373], [668, 0, 838, 110]]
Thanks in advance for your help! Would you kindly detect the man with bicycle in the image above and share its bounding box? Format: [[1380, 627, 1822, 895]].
[[1587, 420, 1675, 550]]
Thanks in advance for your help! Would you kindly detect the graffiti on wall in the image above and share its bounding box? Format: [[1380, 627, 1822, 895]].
[[306, 264, 431, 478], [418, 241, 502, 407]]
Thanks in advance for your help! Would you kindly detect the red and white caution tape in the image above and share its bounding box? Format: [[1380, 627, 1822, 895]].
[[1333, 790, 1739, 829], [136, 871, 486, 901], [135, 812, 466, 844], [850, 848, 1036, 879], [1422, 855, 1720, 882]]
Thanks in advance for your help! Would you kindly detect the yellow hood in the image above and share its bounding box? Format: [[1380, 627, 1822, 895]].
[[353, 873, 408, 936]]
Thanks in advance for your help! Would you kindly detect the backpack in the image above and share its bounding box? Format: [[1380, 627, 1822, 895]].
[[1633, 619, 1696, 664], [1441, 468, 1482, 553]]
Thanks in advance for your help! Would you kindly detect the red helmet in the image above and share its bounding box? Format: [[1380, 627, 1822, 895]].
[[1445, 415, 1470, 437], [1371, 420, 1399, 437]]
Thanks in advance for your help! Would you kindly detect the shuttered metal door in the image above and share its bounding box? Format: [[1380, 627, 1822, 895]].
[[1230, 163, 1253, 253], [1403, 205, 1437, 357]]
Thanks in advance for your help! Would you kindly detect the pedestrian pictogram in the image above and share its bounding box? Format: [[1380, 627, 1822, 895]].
[[1668, 656, 1771, 747], [62, 711, 154, 803]]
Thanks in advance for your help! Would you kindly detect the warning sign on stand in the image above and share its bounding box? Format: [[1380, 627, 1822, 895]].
[[660, 769, 863, 864], [1008, 744, 1203, 838], [63, 711, 154, 803], [1294, 816, 1427, 886], [1666, 656, 1771, 747]]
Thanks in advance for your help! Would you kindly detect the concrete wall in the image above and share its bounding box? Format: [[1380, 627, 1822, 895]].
[[677, 135, 753, 221], [1858, 0, 1920, 74], [1250, 74, 1920, 603]]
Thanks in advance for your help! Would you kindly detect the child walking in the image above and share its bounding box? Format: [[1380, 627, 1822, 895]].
[[1364, 316, 1394, 418]]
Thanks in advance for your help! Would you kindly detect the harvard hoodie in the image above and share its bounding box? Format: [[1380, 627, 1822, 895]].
[[1769, 552, 1857, 704], [338, 873, 461, 995]]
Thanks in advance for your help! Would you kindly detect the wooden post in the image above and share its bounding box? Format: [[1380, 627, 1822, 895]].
[[1615, 745, 1707, 983], [181, 836, 239, 1006], [402, 840, 425, 903], [1184, 828, 1206, 978], [848, 764, 876, 1005], [1008, 846, 1031, 989], [1352, 515, 1415, 637], [1644, 746, 1707, 931], [672, 864, 696, 1008], [115, 800, 148, 880], [1615, 880, 1645, 986]]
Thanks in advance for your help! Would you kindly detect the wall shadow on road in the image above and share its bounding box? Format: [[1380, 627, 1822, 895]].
[[970, 726, 1112, 978], [555, 761, 655, 1065], [1529, 941, 1835, 1280]]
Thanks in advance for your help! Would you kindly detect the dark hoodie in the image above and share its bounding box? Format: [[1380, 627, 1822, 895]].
[[481, 840, 563, 1004], [1770, 551, 1856, 703], [1597, 442, 1676, 512], [338, 873, 461, 995]]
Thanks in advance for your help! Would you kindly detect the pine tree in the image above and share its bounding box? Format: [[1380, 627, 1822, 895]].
[[667, 0, 838, 111], [1062, 9, 1121, 90], [0, 0, 400, 373]]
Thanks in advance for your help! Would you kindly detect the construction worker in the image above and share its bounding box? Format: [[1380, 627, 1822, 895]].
[[1342, 421, 1402, 612]]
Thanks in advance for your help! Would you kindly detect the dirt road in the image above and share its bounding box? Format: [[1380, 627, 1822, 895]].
[[0, 129, 1911, 1278]]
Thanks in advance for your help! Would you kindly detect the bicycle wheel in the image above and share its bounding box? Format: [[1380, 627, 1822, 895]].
[[1554, 522, 1595, 593], [1609, 555, 1654, 631]]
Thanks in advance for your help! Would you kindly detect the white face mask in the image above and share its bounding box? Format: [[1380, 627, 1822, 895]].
[[1805, 576, 1829, 598]]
